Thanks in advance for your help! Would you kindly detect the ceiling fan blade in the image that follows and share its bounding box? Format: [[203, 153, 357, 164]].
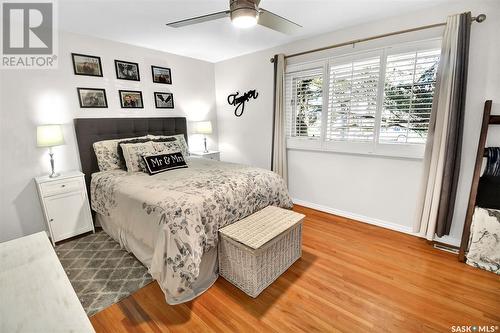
[[166, 10, 230, 28], [258, 9, 301, 34]]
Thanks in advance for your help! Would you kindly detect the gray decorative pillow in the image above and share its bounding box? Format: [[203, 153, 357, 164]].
[[148, 134, 189, 157], [121, 141, 157, 172], [93, 136, 148, 171]]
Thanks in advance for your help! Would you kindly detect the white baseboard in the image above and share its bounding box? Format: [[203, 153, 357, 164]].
[[292, 198, 416, 235], [292, 198, 462, 246]]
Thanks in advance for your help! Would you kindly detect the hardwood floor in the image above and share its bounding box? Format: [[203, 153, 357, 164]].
[[90, 205, 500, 333]]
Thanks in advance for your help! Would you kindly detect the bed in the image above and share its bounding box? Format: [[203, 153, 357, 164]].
[[74, 117, 293, 304]]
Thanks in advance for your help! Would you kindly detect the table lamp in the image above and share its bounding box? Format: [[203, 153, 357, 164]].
[[37, 125, 65, 178], [193, 121, 212, 153]]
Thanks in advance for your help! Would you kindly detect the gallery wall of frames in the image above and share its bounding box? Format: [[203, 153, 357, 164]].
[[72, 53, 174, 110]]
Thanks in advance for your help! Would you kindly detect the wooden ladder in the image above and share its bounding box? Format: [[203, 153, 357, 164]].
[[458, 100, 498, 262]]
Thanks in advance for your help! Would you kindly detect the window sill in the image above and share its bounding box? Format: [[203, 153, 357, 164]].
[[286, 140, 425, 160]]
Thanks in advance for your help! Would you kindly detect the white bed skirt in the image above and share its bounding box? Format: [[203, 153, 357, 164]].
[[96, 213, 219, 304]]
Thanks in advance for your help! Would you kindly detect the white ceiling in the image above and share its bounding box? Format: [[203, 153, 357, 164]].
[[59, 0, 453, 63]]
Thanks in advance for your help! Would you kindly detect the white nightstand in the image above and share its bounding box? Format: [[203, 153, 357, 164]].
[[190, 151, 220, 161], [35, 171, 94, 246]]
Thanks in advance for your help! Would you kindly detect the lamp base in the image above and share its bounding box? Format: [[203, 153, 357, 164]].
[[48, 151, 59, 178], [203, 137, 209, 153]]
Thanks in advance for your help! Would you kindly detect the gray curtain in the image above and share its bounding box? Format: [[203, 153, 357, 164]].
[[271, 54, 287, 184], [435, 12, 471, 237], [414, 12, 471, 239]]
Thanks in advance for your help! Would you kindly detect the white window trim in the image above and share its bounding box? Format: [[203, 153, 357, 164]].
[[285, 38, 441, 160]]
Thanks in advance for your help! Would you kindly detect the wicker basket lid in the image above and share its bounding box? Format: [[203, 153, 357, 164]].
[[219, 206, 305, 249]]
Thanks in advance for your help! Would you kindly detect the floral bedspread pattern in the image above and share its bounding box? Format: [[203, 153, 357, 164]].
[[91, 158, 293, 302], [466, 207, 500, 274]]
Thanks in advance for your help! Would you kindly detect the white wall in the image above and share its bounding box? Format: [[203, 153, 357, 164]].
[[0, 31, 217, 242], [215, 0, 500, 245], [1, 1, 498, 246]]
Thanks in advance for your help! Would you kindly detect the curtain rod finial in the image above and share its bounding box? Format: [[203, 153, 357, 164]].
[[270, 57, 275, 63], [474, 14, 486, 23]]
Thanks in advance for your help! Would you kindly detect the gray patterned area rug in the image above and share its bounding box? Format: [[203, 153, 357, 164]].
[[56, 230, 153, 316]]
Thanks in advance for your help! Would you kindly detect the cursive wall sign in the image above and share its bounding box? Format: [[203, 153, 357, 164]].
[[227, 89, 258, 117]]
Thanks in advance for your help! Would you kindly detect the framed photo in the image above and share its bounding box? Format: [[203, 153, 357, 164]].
[[115, 60, 140, 81], [119, 90, 143, 108], [77, 88, 108, 108], [151, 66, 172, 84], [72, 53, 103, 77], [154, 92, 174, 109]]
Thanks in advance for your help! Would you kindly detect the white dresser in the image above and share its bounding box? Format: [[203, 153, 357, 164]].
[[0, 232, 95, 332], [35, 171, 94, 245]]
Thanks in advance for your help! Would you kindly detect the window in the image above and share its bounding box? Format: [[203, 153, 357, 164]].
[[327, 56, 380, 142], [285, 68, 323, 139], [380, 49, 440, 144], [285, 39, 441, 158]]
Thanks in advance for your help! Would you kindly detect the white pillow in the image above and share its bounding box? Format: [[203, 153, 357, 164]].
[[120, 141, 157, 172], [152, 140, 184, 156], [148, 134, 189, 157], [93, 136, 148, 171]]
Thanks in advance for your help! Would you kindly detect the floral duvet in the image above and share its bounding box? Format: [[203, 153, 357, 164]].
[[91, 157, 293, 303]]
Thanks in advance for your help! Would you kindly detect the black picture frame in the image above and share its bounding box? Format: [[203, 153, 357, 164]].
[[114, 60, 140, 81], [77, 88, 108, 108], [154, 92, 174, 109], [119, 90, 144, 109], [151, 65, 172, 84], [72, 53, 103, 77]]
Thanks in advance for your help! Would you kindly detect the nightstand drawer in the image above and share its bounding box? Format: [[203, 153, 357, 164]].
[[205, 154, 219, 160], [39, 177, 84, 197]]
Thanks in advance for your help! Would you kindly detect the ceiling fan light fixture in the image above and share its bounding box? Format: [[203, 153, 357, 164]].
[[232, 13, 258, 28], [166, 0, 301, 35], [230, 1, 258, 28]]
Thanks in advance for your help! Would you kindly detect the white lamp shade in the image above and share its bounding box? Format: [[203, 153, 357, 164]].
[[193, 121, 213, 135], [37, 125, 65, 147]]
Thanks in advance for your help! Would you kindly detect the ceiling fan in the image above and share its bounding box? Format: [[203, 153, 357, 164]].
[[166, 0, 302, 35]]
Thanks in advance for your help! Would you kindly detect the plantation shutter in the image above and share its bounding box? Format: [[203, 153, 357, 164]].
[[326, 56, 381, 142], [380, 49, 440, 144], [285, 68, 323, 139], [283, 39, 441, 157]]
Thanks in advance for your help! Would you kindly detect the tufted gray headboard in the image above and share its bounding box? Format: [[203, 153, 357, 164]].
[[74, 117, 188, 198]]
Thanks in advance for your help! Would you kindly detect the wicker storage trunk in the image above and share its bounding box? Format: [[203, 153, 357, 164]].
[[218, 206, 305, 297]]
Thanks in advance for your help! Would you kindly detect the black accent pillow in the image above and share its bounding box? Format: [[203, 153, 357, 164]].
[[117, 137, 176, 169], [142, 152, 188, 175], [476, 175, 500, 210]]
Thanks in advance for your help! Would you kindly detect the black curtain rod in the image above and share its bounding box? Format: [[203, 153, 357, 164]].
[[270, 13, 486, 63]]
